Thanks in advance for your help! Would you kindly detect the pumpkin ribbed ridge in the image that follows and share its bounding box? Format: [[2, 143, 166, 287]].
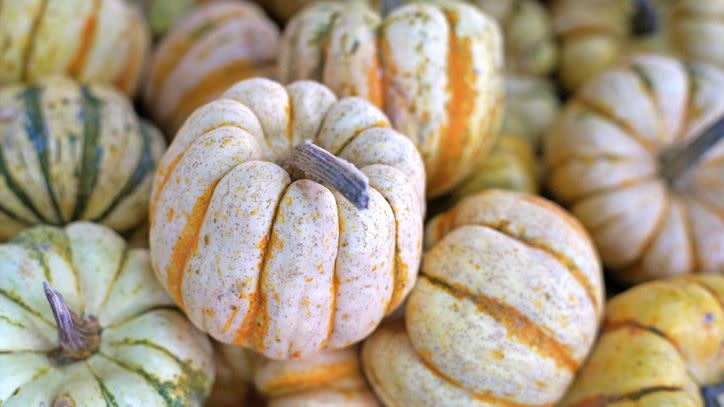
[[545, 55, 724, 284], [143, 1, 280, 136], [278, 1, 503, 198], [150, 78, 425, 360], [0, 0, 150, 95], [0, 77, 166, 241], [362, 190, 603, 406], [561, 274, 724, 405]]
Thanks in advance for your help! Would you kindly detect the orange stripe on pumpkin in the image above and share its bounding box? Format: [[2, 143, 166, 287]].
[[166, 181, 219, 309], [427, 11, 477, 192], [67, 0, 100, 76]]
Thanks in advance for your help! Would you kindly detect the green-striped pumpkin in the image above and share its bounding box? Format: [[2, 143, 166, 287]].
[[0, 76, 165, 241], [0, 222, 215, 406]]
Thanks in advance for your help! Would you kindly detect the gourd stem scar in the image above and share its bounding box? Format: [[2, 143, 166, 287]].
[[287, 141, 370, 210]]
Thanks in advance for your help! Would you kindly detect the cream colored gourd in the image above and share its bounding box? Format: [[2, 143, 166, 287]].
[[255, 347, 379, 407], [471, 0, 558, 76], [0, 0, 150, 95], [449, 134, 539, 205], [206, 343, 256, 406], [144, 1, 280, 136], [562, 273, 724, 406], [279, 0, 503, 197], [363, 190, 603, 406], [502, 74, 560, 148], [0, 77, 166, 241], [545, 55, 724, 284], [0, 222, 214, 406], [127, 0, 214, 37], [149, 78, 425, 360]]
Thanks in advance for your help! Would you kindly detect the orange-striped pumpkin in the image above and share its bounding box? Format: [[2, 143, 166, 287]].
[[0, 0, 150, 95], [143, 1, 280, 136], [149, 78, 425, 360], [278, 1, 504, 197], [363, 190, 603, 406], [255, 347, 379, 407], [562, 273, 724, 405]]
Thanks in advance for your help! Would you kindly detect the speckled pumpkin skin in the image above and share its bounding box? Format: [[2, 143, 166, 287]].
[[363, 190, 603, 406], [0, 0, 150, 95], [0, 77, 166, 241], [149, 78, 425, 360], [279, 1, 503, 198], [545, 55, 724, 285], [0, 222, 214, 406], [562, 273, 724, 406], [143, 1, 280, 136], [255, 346, 379, 407]]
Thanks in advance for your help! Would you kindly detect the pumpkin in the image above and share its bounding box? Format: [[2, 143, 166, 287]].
[[126, 0, 215, 37], [149, 78, 425, 360], [143, 1, 280, 136], [553, 0, 724, 91], [206, 343, 256, 406], [469, 0, 558, 76], [502, 74, 560, 149], [0, 222, 215, 406], [448, 134, 539, 206], [561, 273, 724, 406], [544, 55, 724, 284], [255, 346, 379, 406], [362, 189, 603, 406], [0, 77, 166, 242], [0, 0, 150, 95], [278, 0, 504, 197]]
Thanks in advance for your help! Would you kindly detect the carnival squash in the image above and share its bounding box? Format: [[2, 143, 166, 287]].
[[255, 346, 378, 406], [149, 78, 425, 360], [545, 55, 724, 284], [143, 1, 280, 136], [363, 189, 603, 406], [0, 77, 166, 241], [279, 0, 503, 197], [0, 222, 214, 406], [127, 0, 215, 37], [502, 74, 560, 149], [562, 273, 724, 406], [0, 0, 150, 95]]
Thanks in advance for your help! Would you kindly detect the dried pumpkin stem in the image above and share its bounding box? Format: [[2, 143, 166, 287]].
[[43, 281, 101, 364], [288, 142, 370, 210], [701, 382, 724, 406], [632, 0, 660, 36], [659, 116, 724, 187]]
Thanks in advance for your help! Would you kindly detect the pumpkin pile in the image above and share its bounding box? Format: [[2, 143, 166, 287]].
[[0, 0, 722, 406]]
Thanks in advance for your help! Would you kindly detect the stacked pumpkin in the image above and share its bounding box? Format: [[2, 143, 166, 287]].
[[2, 0, 724, 406]]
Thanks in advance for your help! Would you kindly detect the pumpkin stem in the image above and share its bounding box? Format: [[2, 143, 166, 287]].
[[288, 142, 370, 210], [380, 0, 402, 17], [632, 0, 660, 36], [659, 116, 724, 187], [43, 281, 101, 364], [701, 382, 724, 406]]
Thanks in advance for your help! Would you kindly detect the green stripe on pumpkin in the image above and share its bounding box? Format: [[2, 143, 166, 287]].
[[0, 136, 46, 224], [92, 120, 157, 224], [0, 288, 53, 327], [22, 85, 64, 224], [71, 86, 103, 221], [86, 363, 121, 407]]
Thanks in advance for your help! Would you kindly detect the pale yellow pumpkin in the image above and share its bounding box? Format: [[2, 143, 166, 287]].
[[279, 0, 504, 197], [0, 0, 150, 95], [545, 55, 724, 284], [0, 77, 166, 242], [502, 74, 560, 149], [0, 222, 214, 406], [562, 273, 724, 406], [143, 1, 280, 136], [127, 0, 216, 37], [255, 347, 379, 406], [149, 78, 425, 360], [363, 190, 603, 406]]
